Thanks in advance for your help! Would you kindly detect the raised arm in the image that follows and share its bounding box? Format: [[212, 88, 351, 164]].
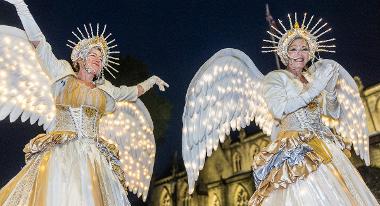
[[4, 0, 43, 45], [137, 75, 169, 96], [100, 75, 169, 102], [4, 0, 74, 82], [263, 67, 333, 120]]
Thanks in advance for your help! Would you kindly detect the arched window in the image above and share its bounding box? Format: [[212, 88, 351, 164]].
[[250, 144, 260, 161], [212, 193, 221, 206], [160, 187, 172, 206], [235, 185, 249, 206], [233, 152, 242, 172]]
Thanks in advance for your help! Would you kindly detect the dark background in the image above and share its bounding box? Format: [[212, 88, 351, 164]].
[[1, 0, 379, 204]]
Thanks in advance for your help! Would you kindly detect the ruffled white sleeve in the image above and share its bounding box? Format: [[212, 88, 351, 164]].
[[262, 71, 288, 119], [98, 80, 139, 112], [36, 39, 75, 83], [263, 71, 312, 120]]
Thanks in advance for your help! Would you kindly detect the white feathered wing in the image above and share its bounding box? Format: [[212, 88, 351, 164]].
[[99, 99, 155, 201], [319, 60, 370, 165], [182, 48, 275, 193], [0, 25, 55, 130]]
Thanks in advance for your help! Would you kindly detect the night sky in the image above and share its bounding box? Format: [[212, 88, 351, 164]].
[[0, 0, 379, 202]]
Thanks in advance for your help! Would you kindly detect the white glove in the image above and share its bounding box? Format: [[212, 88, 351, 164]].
[[301, 65, 334, 102], [5, 0, 44, 42], [139, 75, 169, 92], [283, 66, 334, 115]]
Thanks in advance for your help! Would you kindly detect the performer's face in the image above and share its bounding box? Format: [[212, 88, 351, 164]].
[[85, 48, 103, 75], [287, 38, 309, 73]]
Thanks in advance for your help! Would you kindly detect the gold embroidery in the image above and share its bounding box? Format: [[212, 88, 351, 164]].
[[84, 107, 97, 118], [0, 159, 35, 205], [307, 101, 318, 110], [0, 155, 43, 206], [27, 151, 52, 206]]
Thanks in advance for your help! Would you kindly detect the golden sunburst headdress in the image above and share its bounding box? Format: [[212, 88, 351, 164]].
[[66, 23, 120, 79], [262, 13, 335, 65]]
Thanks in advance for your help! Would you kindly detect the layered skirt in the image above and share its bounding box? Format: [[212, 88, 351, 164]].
[[0, 132, 131, 206], [249, 130, 379, 206]]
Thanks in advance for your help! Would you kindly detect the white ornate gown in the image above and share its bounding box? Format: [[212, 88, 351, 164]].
[[0, 26, 155, 206], [249, 69, 379, 206]]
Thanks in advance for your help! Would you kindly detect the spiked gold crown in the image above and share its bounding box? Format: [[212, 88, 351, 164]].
[[67, 23, 120, 78], [262, 13, 336, 65]]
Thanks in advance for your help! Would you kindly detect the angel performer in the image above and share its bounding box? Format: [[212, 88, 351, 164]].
[[0, 0, 169, 205], [182, 12, 379, 206]]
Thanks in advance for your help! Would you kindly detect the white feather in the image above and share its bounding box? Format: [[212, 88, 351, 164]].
[[182, 48, 275, 194], [21, 111, 31, 122], [9, 106, 22, 122], [0, 103, 13, 121]]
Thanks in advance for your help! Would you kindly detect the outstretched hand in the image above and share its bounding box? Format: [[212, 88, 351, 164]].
[[152, 76, 169, 91], [138, 75, 169, 95]]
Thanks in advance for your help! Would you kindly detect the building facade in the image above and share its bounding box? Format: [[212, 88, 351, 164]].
[[151, 80, 380, 206]]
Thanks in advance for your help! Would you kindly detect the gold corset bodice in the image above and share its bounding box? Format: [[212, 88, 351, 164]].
[[52, 77, 106, 138]]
